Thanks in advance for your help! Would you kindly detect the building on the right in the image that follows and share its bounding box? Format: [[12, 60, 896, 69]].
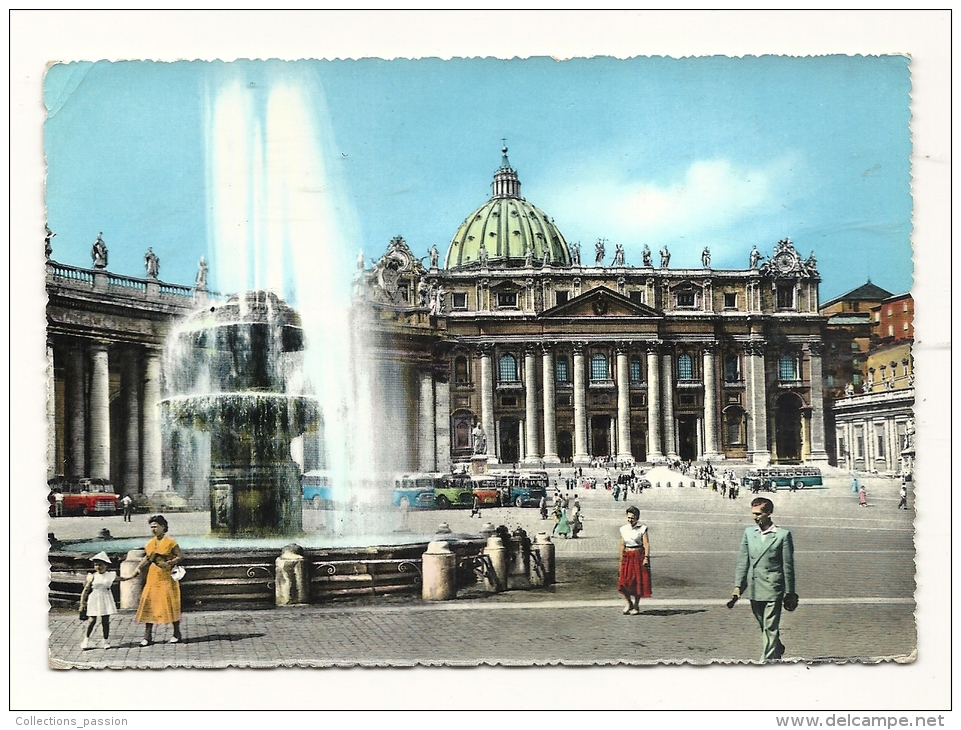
[[824, 288, 914, 474]]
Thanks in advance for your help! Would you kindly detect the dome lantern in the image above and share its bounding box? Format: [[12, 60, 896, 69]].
[[445, 147, 572, 270]]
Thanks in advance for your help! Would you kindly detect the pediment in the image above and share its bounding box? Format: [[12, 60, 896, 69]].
[[541, 286, 662, 319]]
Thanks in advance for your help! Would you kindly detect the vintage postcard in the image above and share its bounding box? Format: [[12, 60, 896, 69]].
[[12, 10, 949, 714]]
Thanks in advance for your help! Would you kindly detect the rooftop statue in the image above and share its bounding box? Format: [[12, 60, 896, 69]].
[[702, 247, 711, 268], [45, 225, 55, 260], [478, 241, 489, 267], [571, 242, 581, 265], [642, 244, 652, 268], [429, 244, 440, 269], [91, 233, 108, 269], [612, 243, 625, 267], [595, 240, 605, 266], [144, 247, 160, 279], [524, 242, 534, 268], [195, 256, 208, 289], [749, 245, 761, 269], [660, 246, 671, 268]]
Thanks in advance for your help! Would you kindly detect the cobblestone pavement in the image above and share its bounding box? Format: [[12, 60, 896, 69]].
[[48, 469, 916, 668]]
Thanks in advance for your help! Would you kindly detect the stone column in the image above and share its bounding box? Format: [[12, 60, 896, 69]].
[[541, 344, 558, 463], [806, 343, 829, 462], [661, 349, 678, 460], [523, 346, 540, 463], [572, 343, 589, 464], [418, 368, 436, 472], [746, 340, 770, 465], [46, 340, 56, 480], [646, 343, 663, 461], [702, 344, 721, 459], [121, 347, 141, 495], [434, 375, 451, 472], [142, 349, 163, 495], [88, 342, 111, 481], [615, 344, 632, 461], [65, 342, 86, 479], [479, 344, 495, 463]]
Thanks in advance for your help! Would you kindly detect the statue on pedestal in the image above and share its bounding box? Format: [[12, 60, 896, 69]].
[[472, 422, 488, 455], [195, 256, 208, 289], [478, 242, 489, 267], [749, 245, 761, 269], [844, 382, 854, 398], [144, 247, 160, 279], [595, 240, 605, 266], [642, 244, 652, 268], [571, 242, 581, 265], [524, 242, 534, 268], [45, 225, 55, 260], [660, 246, 671, 268], [612, 243, 625, 267], [91, 233, 108, 269], [429, 244, 440, 269], [702, 247, 711, 268]]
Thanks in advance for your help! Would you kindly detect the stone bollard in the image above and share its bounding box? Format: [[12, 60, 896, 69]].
[[508, 527, 532, 590], [530, 532, 555, 587], [119, 549, 146, 610], [479, 522, 496, 538], [436, 522, 452, 535], [275, 543, 308, 606], [422, 540, 457, 601], [483, 536, 508, 592]]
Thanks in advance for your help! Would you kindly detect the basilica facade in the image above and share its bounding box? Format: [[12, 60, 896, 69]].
[[356, 150, 830, 470]]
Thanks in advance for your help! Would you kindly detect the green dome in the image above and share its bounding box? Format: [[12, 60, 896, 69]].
[[445, 149, 572, 269]]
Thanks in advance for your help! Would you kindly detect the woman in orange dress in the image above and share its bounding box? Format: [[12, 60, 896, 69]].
[[133, 515, 183, 645]]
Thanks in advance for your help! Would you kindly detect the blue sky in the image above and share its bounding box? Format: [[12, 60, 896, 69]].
[[43, 55, 912, 301]]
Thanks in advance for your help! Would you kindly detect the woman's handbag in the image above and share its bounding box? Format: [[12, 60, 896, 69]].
[[79, 606, 87, 621], [171, 565, 186, 582]]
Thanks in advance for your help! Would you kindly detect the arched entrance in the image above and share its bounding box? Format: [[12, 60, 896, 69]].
[[630, 427, 646, 463], [557, 430, 573, 463], [774, 393, 803, 463], [499, 417, 520, 465], [450, 409, 477, 460], [590, 415, 611, 458], [677, 415, 698, 462]]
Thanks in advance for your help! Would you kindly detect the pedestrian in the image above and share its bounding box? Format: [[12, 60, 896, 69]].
[[570, 501, 582, 539], [613, 484, 621, 501], [858, 485, 868, 507], [79, 551, 133, 650], [729, 497, 797, 662], [551, 499, 563, 535], [618, 506, 652, 614], [470, 494, 481, 518], [132, 515, 184, 645], [121, 493, 133, 522], [898, 484, 908, 510], [852, 475, 859, 494], [539, 495, 548, 520], [556, 505, 571, 539]]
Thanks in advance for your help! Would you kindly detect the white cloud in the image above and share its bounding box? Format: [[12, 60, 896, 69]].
[[541, 155, 797, 244]]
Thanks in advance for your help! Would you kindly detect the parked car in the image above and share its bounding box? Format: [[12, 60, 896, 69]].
[[495, 470, 549, 507], [302, 470, 335, 509], [53, 478, 119, 516], [392, 473, 438, 509], [470, 476, 501, 506], [434, 473, 474, 509], [743, 466, 822, 492]]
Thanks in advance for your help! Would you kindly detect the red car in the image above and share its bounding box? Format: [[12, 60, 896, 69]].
[[51, 479, 120, 516]]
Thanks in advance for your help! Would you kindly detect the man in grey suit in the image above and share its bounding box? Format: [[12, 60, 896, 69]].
[[730, 497, 798, 662]]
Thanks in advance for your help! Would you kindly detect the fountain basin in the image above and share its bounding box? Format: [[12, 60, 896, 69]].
[[49, 533, 486, 609]]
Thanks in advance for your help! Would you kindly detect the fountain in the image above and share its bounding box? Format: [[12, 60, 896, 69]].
[[161, 289, 317, 537], [48, 69, 491, 610]]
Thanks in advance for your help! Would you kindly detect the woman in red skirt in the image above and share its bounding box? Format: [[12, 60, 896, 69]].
[[618, 506, 652, 614]]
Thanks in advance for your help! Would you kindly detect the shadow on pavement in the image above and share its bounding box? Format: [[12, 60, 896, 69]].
[[638, 608, 707, 617]]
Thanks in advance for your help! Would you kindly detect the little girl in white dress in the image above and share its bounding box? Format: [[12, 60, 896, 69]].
[[79, 551, 132, 649]]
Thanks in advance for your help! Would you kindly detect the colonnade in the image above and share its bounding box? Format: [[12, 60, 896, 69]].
[[50, 338, 164, 495], [466, 339, 783, 466]]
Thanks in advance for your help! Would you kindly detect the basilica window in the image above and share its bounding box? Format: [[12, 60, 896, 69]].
[[451, 292, 468, 310], [675, 291, 697, 309], [497, 291, 518, 308], [779, 354, 799, 381], [677, 353, 694, 381], [590, 353, 609, 381], [723, 292, 738, 309], [724, 353, 741, 382], [555, 356, 570, 383], [498, 353, 519, 382], [454, 356, 469, 384], [629, 357, 642, 383], [776, 283, 796, 310], [629, 291, 645, 305], [555, 291, 569, 306], [875, 424, 886, 458]]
